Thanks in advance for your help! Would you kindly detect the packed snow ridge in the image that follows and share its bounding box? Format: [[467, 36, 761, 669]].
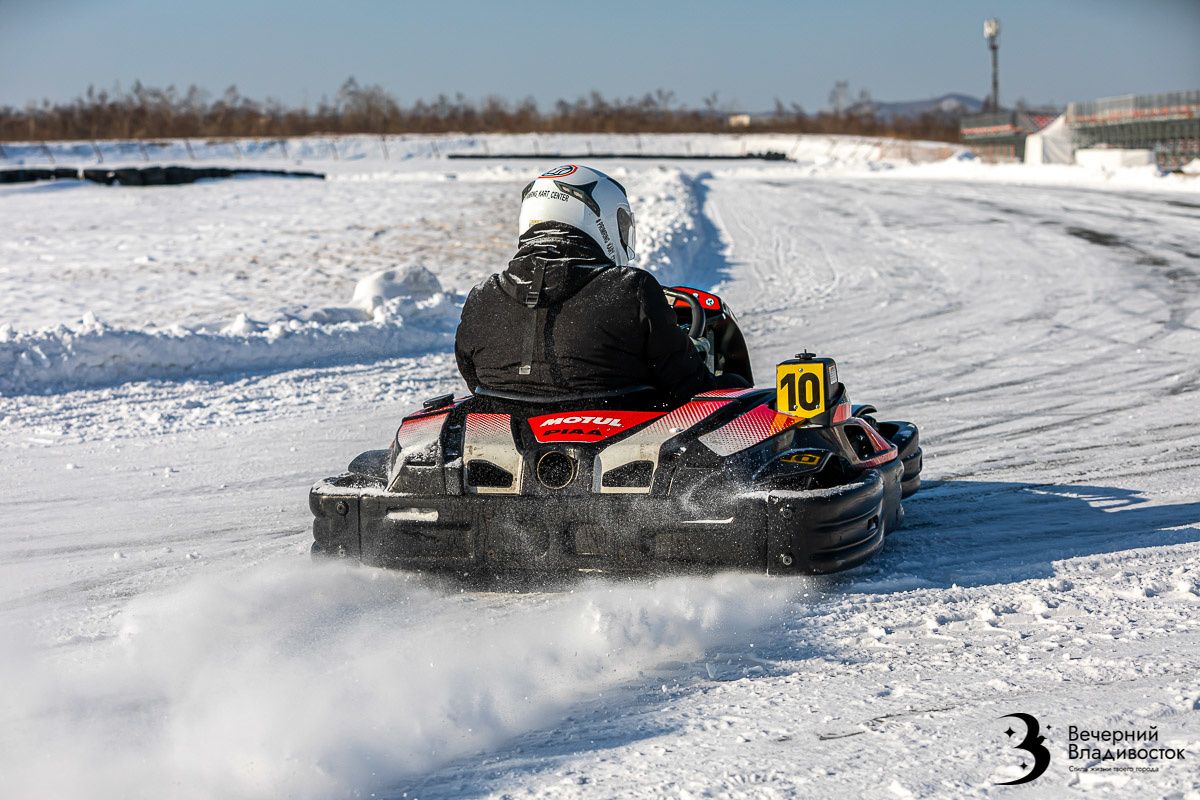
[[0, 132, 956, 168], [0, 268, 457, 396], [0, 168, 709, 396]]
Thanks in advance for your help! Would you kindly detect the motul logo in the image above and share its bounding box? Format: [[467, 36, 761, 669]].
[[528, 410, 665, 443], [539, 415, 623, 428]]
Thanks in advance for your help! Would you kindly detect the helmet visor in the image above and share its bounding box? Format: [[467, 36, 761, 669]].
[[617, 207, 636, 260]]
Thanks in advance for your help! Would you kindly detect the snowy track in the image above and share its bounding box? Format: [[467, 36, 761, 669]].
[[1, 148, 1198, 798]]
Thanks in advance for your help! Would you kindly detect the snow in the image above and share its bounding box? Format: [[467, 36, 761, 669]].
[[1, 134, 1198, 798], [0, 166, 706, 397], [1074, 147, 1157, 169], [2, 566, 793, 799], [0, 290, 459, 395], [0, 132, 954, 170], [351, 264, 445, 313]]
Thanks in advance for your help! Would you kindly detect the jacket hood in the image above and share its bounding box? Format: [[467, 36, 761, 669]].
[[500, 222, 614, 307]]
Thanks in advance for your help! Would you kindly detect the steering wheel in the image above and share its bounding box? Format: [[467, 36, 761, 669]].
[[662, 288, 706, 339]]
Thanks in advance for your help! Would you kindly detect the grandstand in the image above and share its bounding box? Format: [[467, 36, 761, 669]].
[[958, 110, 1058, 162], [1067, 90, 1200, 170], [961, 89, 1200, 169]]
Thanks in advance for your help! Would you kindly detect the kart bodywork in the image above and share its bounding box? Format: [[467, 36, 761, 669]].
[[310, 286, 922, 575]]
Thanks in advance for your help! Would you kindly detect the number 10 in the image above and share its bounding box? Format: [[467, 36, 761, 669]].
[[780, 370, 821, 412]]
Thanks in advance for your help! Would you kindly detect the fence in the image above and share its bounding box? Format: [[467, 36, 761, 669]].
[[1067, 90, 1200, 170], [959, 111, 1054, 163], [1067, 90, 1200, 125], [958, 90, 1200, 169]]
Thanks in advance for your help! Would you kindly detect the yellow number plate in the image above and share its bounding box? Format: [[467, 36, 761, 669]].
[[776, 362, 826, 419]]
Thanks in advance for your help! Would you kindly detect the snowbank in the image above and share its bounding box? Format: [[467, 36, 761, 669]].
[[624, 168, 722, 287], [350, 264, 444, 313], [0, 267, 458, 396], [0, 132, 957, 171], [6, 132, 1194, 193], [0, 169, 712, 396], [867, 155, 1200, 192]]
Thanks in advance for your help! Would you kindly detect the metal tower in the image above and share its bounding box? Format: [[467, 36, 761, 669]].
[[984, 18, 1001, 111]]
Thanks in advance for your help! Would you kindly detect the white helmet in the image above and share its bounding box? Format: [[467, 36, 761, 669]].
[[518, 164, 637, 266]]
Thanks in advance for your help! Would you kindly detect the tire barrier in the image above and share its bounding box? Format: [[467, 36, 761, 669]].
[[0, 167, 81, 183], [0, 165, 325, 186]]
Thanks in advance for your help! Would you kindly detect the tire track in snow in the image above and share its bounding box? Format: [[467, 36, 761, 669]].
[[704, 176, 1200, 491]]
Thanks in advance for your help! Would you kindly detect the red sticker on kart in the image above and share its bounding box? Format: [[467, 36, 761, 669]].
[[528, 410, 665, 443], [669, 286, 722, 312]]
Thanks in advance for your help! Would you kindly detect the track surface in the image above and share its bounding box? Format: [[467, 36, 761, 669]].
[[1, 160, 1198, 799]]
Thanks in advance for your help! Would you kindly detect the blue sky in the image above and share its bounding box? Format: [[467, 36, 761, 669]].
[[3, 0, 1197, 111]]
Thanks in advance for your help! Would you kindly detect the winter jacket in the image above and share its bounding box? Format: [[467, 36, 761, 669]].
[[455, 223, 716, 400]]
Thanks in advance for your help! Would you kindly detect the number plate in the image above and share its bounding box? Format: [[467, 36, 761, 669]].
[[776, 362, 826, 419]]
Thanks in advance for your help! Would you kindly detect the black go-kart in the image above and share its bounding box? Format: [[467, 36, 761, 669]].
[[310, 286, 922, 575]]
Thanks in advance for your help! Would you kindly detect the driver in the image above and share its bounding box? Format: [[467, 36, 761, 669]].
[[455, 164, 731, 401]]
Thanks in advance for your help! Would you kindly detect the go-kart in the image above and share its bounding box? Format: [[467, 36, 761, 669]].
[[310, 286, 921, 575]]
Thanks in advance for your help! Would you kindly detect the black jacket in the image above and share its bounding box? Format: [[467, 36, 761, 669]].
[[455, 223, 716, 400]]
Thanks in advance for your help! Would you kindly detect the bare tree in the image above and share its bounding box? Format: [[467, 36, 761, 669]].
[[0, 80, 962, 142]]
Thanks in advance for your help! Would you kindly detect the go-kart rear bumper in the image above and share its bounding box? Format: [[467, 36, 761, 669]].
[[310, 456, 903, 575]]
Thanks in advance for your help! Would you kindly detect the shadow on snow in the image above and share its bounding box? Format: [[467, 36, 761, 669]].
[[842, 479, 1200, 592]]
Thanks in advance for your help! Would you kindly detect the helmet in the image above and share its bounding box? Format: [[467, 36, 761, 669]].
[[518, 164, 637, 266]]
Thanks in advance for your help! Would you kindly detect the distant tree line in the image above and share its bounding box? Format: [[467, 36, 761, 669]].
[[0, 79, 962, 142]]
